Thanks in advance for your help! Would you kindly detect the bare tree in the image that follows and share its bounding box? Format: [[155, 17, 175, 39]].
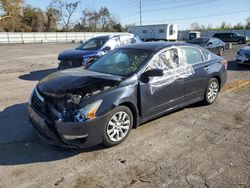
[[53, 0, 79, 30], [246, 17, 250, 29], [189, 22, 200, 31]]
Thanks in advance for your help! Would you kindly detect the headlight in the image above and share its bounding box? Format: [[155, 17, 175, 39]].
[[74, 100, 103, 122], [82, 57, 89, 65]]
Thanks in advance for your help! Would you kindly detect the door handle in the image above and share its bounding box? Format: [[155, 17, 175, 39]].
[[204, 65, 209, 70]]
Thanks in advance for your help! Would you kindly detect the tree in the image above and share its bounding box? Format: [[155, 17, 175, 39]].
[[53, 0, 79, 30], [22, 6, 47, 32], [76, 7, 125, 32], [218, 21, 231, 30], [0, 0, 23, 31], [245, 17, 250, 29], [189, 22, 200, 31], [232, 22, 244, 30], [46, 3, 60, 31]]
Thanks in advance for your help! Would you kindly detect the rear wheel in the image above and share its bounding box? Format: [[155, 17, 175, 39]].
[[103, 106, 133, 147], [204, 78, 219, 105], [238, 39, 244, 44]]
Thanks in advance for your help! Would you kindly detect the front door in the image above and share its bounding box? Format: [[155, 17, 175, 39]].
[[139, 47, 189, 119]]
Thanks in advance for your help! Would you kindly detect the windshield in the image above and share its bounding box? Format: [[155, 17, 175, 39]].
[[77, 37, 108, 51], [87, 48, 153, 76], [190, 38, 209, 45]]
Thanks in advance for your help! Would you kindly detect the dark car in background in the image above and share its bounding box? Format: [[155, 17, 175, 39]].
[[213, 32, 247, 44], [188, 37, 225, 56], [58, 34, 141, 69], [29, 42, 227, 148], [236, 43, 250, 65]]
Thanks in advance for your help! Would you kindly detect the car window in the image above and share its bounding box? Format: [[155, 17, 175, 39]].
[[77, 38, 108, 50], [147, 48, 180, 70], [180, 47, 204, 65], [190, 38, 209, 45], [201, 49, 211, 61], [88, 48, 152, 76], [104, 37, 120, 50], [120, 36, 135, 45], [210, 38, 218, 45]]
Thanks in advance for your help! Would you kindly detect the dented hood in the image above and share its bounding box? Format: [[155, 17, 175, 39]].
[[37, 67, 122, 97]]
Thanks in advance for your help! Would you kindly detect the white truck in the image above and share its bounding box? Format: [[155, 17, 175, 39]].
[[128, 24, 178, 41]]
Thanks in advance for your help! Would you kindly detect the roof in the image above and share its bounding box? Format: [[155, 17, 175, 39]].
[[92, 33, 134, 40], [193, 37, 212, 39], [128, 24, 175, 28], [121, 42, 192, 51]]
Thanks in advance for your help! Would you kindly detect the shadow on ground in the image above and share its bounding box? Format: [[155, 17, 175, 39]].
[[19, 68, 57, 81], [227, 60, 250, 71], [0, 102, 104, 166]]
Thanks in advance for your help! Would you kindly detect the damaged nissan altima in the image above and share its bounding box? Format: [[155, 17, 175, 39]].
[[29, 42, 227, 148]]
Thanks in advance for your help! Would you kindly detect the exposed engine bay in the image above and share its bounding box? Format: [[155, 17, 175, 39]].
[[36, 81, 118, 123]]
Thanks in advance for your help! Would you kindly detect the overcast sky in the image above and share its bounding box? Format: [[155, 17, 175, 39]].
[[26, 0, 250, 30]]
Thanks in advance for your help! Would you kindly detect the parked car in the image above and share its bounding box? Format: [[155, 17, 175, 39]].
[[188, 37, 225, 56], [29, 42, 227, 148], [213, 32, 247, 44], [58, 34, 141, 69], [236, 43, 250, 65]]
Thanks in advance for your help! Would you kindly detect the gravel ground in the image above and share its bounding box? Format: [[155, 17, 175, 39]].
[[0, 43, 249, 188]]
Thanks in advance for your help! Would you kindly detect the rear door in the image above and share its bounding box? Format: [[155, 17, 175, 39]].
[[180, 46, 211, 102]]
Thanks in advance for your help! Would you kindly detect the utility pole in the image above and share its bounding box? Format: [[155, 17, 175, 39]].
[[139, 0, 142, 26]]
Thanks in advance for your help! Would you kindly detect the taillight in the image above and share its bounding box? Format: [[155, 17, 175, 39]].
[[220, 59, 228, 69]]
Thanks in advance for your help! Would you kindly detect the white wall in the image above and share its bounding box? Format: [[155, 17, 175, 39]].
[[0, 32, 124, 44], [0, 30, 250, 43]]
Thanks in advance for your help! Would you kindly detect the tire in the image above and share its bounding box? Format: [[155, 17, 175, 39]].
[[204, 78, 220, 105], [102, 106, 133, 147], [218, 47, 224, 56], [238, 39, 244, 44]]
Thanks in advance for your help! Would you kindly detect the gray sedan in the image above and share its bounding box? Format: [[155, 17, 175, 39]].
[[236, 44, 250, 65], [188, 37, 225, 56]]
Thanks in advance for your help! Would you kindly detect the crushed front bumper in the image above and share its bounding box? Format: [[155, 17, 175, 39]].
[[29, 106, 109, 149]]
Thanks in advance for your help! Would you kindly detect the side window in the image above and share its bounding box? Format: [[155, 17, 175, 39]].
[[105, 37, 120, 50], [147, 48, 179, 70], [131, 37, 137, 43], [159, 29, 164, 33], [201, 49, 211, 61], [181, 47, 203, 65], [210, 38, 218, 45], [215, 38, 221, 45]]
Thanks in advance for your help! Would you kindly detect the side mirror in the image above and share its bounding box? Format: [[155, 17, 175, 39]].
[[102, 46, 111, 53], [140, 69, 164, 82], [207, 42, 212, 46]]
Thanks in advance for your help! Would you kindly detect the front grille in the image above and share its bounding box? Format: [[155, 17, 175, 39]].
[[61, 58, 82, 67]]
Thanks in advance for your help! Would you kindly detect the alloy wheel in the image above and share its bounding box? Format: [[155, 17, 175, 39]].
[[207, 81, 218, 103], [107, 111, 131, 142]]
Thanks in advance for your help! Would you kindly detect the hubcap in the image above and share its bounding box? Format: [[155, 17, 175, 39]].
[[107, 111, 131, 142], [207, 81, 218, 102]]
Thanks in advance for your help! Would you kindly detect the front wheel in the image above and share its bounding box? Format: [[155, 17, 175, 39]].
[[102, 106, 133, 147], [204, 78, 220, 105]]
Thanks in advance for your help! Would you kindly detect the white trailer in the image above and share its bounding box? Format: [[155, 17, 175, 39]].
[[128, 24, 178, 41]]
